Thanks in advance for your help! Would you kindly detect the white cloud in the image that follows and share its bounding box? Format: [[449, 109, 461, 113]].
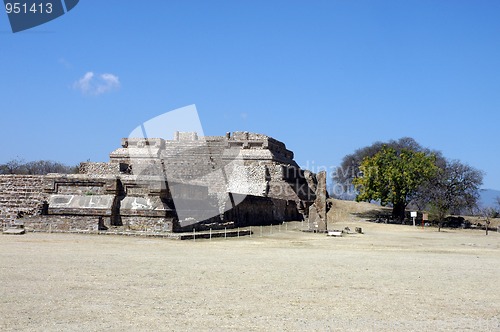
[[73, 71, 121, 95], [75, 72, 94, 94]]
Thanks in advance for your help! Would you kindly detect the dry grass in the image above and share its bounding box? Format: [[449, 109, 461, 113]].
[[1, 202, 499, 331], [328, 199, 391, 224], [328, 198, 500, 229]]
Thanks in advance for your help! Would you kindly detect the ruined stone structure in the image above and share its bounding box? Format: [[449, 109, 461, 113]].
[[1, 132, 320, 233], [0, 175, 47, 221], [307, 171, 331, 232]]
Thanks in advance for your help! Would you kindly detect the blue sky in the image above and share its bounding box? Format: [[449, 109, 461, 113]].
[[1, 1, 500, 189]]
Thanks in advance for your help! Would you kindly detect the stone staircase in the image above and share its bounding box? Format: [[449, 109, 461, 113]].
[[0, 175, 47, 222]]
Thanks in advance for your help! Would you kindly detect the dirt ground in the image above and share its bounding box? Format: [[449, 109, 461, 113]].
[[1, 219, 499, 331]]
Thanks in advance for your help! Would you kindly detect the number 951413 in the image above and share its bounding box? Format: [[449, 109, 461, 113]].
[[5, 2, 53, 14]]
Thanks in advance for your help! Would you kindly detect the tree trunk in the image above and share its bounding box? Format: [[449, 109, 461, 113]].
[[392, 201, 406, 222], [437, 210, 446, 232]]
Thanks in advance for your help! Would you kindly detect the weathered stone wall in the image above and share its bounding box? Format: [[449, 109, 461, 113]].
[[79, 162, 120, 175], [226, 165, 268, 196], [44, 174, 177, 232], [23, 215, 102, 232], [22, 215, 174, 233], [119, 216, 173, 232], [0, 175, 47, 222]]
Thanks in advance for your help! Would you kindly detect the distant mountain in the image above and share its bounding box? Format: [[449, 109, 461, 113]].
[[479, 189, 500, 208]]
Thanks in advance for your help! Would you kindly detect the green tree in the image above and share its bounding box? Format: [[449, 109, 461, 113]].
[[333, 137, 445, 199], [353, 146, 439, 221]]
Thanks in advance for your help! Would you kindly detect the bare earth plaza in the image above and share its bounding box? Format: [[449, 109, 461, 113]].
[[1, 212, 499, 331]]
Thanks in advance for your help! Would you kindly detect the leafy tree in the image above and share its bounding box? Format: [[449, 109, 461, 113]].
[[353, 146, 439, 221], [333, 137, 445, 198], [337, 137, 485, 229], [414, 160, 483, 231]]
